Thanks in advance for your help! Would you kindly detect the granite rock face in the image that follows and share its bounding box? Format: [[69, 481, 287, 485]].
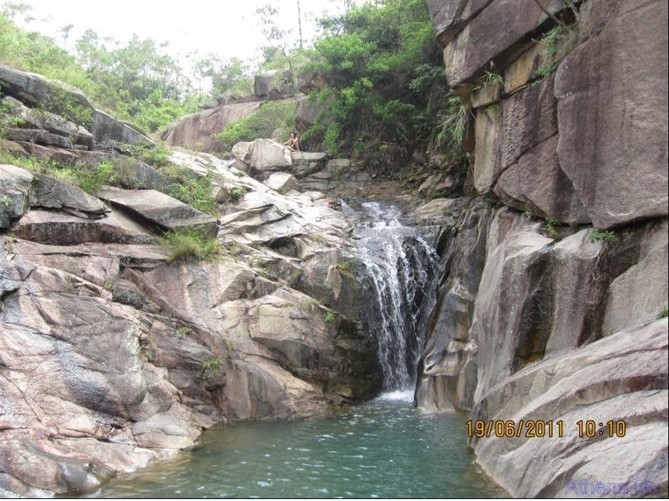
[[420, 5, 667, 492], [471, 319, 668, 498], [0, 139, 381, 496], [0, 65, 153, 149], [554, 0, 668, 229], [429, 0, 667, 228], [162, 101, 263, 152], [414, 197, 668, 497]]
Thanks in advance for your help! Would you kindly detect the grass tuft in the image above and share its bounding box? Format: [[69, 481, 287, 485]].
[[161, 229, 221, 263]]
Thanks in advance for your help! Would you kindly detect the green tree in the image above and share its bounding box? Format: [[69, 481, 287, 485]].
[[1, 12, 199, 134], [303, 0, 442, 166], [195, 55, 253, 98], [73, 31, 198, 132]]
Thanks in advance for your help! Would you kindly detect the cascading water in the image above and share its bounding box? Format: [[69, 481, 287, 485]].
[[92, 200, 505, 499], [345, 201, 441, 392]]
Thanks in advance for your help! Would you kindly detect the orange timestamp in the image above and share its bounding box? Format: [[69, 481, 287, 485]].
[[466, 419, 628, 439]]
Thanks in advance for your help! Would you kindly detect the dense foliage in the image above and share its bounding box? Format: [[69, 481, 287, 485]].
[[0, 9, 200, 133], [301, 0, 447, 167], [1, 1, 462, 169]]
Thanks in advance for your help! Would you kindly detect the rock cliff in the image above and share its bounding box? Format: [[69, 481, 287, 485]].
[[418, 0, 668, 497], [0, 66, 382, 496]]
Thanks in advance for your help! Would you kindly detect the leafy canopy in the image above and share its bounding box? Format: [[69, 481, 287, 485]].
[[303, 0, 444, 164]]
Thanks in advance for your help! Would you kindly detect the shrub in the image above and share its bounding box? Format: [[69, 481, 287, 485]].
[[160, 164, 219, 217], [167, 176, 219, 216], [228, 186, 248, 201], [40, 87, 93, 127], [434, 95, 472, 160]]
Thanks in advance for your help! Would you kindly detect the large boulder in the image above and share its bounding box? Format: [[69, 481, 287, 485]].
[[0, 65, 152, 149], [470, 319, 668, 498], [12, 209, 156, 245], [96, 187, 218, 238], [254, 71, 295, 98], [77, 152, 171, 191], [438, 0, 565, 88], [554, 0, 668, 229], [0, 164, 33, 228], [162, 101, 262, 152], [265, 172, 299, 193], [0, 165, 109, 227], [89, 109, 153, 149], [231, 138, 293, 180], [0, 64, 91, 111], [1, 95, 93, 148], [31, 173, 108, 217], [290, 151, 328, 178]]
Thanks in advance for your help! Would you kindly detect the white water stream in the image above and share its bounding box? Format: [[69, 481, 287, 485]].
[[347, 200, 441, 391]]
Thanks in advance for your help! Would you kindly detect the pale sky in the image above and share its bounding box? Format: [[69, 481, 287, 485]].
[[2, 0, 357, 64]]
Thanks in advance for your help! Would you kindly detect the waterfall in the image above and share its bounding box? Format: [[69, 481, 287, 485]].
[[347, 201, 441, 392]]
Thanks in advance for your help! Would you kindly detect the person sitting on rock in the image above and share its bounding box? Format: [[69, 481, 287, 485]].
[[283, 131, 300, 152]]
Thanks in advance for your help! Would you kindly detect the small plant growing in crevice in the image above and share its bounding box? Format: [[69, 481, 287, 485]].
[[222, 241, 242, 255], [590, 229, 615, 243], [657, 308, 668, 320], [198, 358, 222, 380], [229, 186, 248, 201], [324, 310, 338, 324], [258, 262, 279, 280], [335, 260, 355, 276], [160, 229, 221, 263], [542, 25, 571, 56], [435, 94, 472, 160], [537, 61, 559, 78], [545, 216, 560, 239], [176, 326, 192, 337], [474, 70, 504, 90]]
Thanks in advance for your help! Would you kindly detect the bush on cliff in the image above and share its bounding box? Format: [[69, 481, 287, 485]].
[[301, 0, 445, 168], [215, 99, 298, 152]]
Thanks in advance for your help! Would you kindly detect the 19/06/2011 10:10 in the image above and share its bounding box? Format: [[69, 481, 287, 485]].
[[466, 419, 628, 439]]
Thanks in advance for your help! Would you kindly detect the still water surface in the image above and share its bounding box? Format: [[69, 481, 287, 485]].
[[90, 391, 505, 498]]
